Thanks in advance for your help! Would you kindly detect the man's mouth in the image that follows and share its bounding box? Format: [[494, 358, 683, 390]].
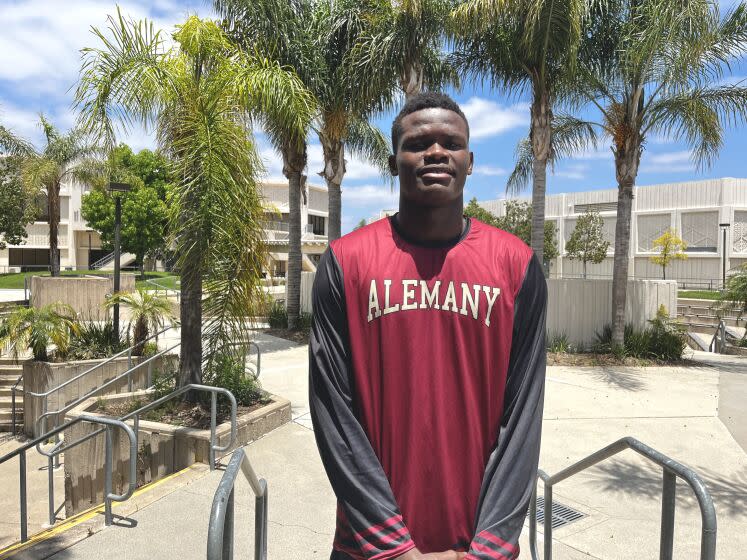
[[418, 166, 455, 182]]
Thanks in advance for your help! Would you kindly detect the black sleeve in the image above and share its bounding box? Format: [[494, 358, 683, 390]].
[[309, 247, 416, 560], [466, 255, 547, 560]]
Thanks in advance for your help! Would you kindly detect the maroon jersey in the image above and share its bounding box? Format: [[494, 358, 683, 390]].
[[310, 216, 546, 560]]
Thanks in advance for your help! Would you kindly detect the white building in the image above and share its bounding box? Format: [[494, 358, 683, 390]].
[[480, 177, 747, 288], [0, 179, 329, 276]]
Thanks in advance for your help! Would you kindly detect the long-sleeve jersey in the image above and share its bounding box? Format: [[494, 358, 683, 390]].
[[309, 215, 547, 560]]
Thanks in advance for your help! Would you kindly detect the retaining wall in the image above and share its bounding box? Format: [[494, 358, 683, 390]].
[[30, 274, 136, 319], [547, 278, 678, 347]]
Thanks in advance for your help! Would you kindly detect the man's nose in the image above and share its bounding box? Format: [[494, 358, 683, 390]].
[[423, 142, 449, 162]]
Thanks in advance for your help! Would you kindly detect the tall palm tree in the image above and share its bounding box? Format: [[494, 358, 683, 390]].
[[451, 0, 586, 265], [76, 10, 314, 386], [18, 117, 102, 276], [215, 0, 319, 329], [349, 0, 459, 100], [0, 122, 33, 157], [313, 0, 392, 241]]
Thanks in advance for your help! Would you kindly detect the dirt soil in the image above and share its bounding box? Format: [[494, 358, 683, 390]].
[[547, 352, 691, 367], [262, 328, 309, 345], [99, 398, 267, 429]]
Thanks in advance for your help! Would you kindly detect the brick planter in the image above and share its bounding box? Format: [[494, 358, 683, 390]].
[[63, 389, 291, 516]]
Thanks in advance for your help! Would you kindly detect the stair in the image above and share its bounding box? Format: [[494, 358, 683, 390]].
[[98, 252, 138, 271], [677, 298, 744, 335], [0, 365, 23, 432]]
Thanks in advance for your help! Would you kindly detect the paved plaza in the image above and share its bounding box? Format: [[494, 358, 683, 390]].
[[1, 334, 746, 559]]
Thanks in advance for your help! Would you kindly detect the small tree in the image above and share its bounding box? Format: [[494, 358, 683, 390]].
[[0, 303, 78, 361], [105, 287, 176, 354], [465, 198, 558, 262], [650, 228, 687, 280], [565, 210, 610, 279], [353, 218, 367, 230], [0, 157, 38, 250]]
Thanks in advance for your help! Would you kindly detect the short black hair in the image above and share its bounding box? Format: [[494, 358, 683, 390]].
[[391, 92, 470, 153]]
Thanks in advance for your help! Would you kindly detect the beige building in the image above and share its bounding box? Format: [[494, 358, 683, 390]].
[[0, 179, 329, 276], [480, 177, 747, 289]]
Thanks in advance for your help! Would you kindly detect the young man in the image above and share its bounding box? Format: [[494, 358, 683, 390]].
[[309, 92, 547, 560]]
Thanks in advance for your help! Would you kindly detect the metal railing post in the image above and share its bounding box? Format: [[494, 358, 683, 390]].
[[19, 450, 28, 542], [255, 480, 268, 560], [104, 426, 113, 526], [223, 488, 235, 560], [543, 483, 553, 560], [127, 348, 132, 369], [11, 386, 17, 435], [660, 469, 676, 560], [210, 392, 217, 470], [147, 360, 153, 387], [47, 455, 55, 527]]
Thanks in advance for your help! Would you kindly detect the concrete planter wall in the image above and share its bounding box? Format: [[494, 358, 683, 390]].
[[63, 390, 291, 516], [30, 274, 135, 319], [22, 354, 177, 437]]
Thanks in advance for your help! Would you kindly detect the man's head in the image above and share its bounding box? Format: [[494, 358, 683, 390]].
[[389, 92, 473, 208]]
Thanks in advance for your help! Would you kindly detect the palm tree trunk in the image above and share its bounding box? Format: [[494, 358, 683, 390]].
[[401, 64, 423, 100], [611, 141, 641, 347], [321, 137, 345, 242], [583, 260, 587, 279], [49, 183, 60, 277], [179, 261, 202, 388], [282, 143, 306, 330], [530, 87, 552, 266]]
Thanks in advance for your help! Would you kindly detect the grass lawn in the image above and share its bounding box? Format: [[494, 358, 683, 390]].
[[0, 269, 180, 291], [679, 289, 720, 300]]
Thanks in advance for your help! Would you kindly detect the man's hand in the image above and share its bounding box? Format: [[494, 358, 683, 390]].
[[396, 548, 467, 560]]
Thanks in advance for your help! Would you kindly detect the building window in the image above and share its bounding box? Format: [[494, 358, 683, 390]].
[[734, 211, 747, 253], [273, 260, 286, 277], [637, 214, 670, 251], [574, 202, 617, 213], [681, 211, 718, 252], [308, 214, 326, 236], [9, 248, 49, 271]]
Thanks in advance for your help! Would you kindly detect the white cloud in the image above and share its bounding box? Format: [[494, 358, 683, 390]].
[[342, 184, 399, 207], [573, 147, 613, 161], [460, 97, 529, 140], [553, 163, 590, 180], [473, 164, 506, 177], [641, 150, 695, 173]]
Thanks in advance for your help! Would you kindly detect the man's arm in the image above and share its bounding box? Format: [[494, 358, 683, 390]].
[[310, 247, 416, 560], [465, 255, 547, 560]]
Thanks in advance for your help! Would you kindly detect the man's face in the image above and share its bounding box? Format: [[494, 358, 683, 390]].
[[389, 107, 473, 207]]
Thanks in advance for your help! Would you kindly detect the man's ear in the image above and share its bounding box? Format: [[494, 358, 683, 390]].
[[467, 151, 474, 176], [388, 154, 398, 176]]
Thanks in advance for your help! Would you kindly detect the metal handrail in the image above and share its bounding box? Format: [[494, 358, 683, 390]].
[[0, 414, 136, 542], [145, 275, 181, 301], [90, 251, 115, 270], [709, 320, 727, 353], [34, 341, 181, 451], [207, 447, 268, 560], [13, 325, 174, 437], [529, 437, 716, 560]]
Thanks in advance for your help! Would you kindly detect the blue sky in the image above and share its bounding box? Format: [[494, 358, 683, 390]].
[[1, 0, 745, 234]]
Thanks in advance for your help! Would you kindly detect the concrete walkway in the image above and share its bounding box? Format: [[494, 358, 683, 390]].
[[3, 336, 746, 559]]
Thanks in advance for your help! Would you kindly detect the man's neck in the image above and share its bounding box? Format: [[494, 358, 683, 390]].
[[396, 200, 465, 245]]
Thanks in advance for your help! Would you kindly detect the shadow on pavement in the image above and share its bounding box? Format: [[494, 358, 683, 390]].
[[586, 458, 747, 517], [589, 367, 647, 392]]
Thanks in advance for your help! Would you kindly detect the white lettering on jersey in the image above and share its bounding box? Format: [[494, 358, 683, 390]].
[[367, 279, 382, 322], [382, 279, 400, 315]]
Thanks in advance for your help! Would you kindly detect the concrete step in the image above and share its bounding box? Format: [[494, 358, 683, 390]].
[[0, 396, 22, 406], [0, 373, 22, 387], [0, 410, 23, 424], [0, 387, 22, 398]]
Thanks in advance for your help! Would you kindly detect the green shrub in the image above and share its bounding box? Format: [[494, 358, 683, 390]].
[[203, 352, 267, 408], [547, 332, 573, 353], [141, 342, 159, 357], [593, 306, 685, 361], [68, 321, 129, 360], [267, 300, 287, 329]]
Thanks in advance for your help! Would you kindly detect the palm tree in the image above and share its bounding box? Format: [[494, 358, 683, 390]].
[[76, 10, 314, 387], [0, 303, 78, 362], [349, 0, 459, 100], [17, 117, 102, 276], [569, 0, 747, 346], [0, 122, 33, 157], [105, 287, 176, 355], [215, 0, 319, 329], [451, 0, 586, 265]]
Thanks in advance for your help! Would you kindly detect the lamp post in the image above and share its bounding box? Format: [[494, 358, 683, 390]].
[[719, 223, 730, 290], [109, 182, 131, 343]]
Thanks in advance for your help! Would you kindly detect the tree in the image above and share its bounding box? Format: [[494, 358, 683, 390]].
[[354, 218, 367, 230], [82, 185, 169, 278], [649, 228, 687, 280], [718, 263, 747, 321], [105, 287, 175, 355], [17, 117, 103, 276], [464, 198, 558, 261], [76, 10, 314, 388], [572, 0, 747, 346], [349, 0, 458, 100], [0, 303, 78, 362], [451, 0, 586, 265], [565, 210, 610, 279], [0, 157, 38, 250]]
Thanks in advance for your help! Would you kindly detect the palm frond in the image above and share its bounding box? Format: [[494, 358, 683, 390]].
[[344, 117, 392, 185], [0, 125, 33, 157], [506, 136, 534, 195]]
